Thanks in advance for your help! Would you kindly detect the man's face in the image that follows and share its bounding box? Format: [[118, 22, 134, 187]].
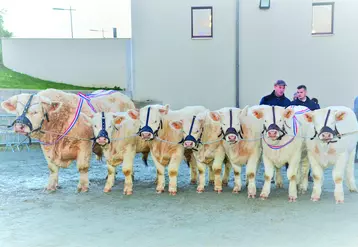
[[296, 88, 307, 100], [274, 85, 286, 96]]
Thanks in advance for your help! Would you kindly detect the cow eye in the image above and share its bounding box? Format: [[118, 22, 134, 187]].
[[94, 125, 97, 128]]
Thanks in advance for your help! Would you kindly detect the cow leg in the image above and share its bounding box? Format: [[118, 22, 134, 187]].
[[152, 154, 165, 193], [122, 149, 136, 195], [197, 162, 206, 193], [287, 152, 300, 202], [298, 154, 310, 194], [246, 154, 260, 198], [76, 145, 91, 192], [260, 154, 274, 200], [309, 154, 323, 202], [168, 156, 182, 196], [104, 163, 116, 193], [212, 150, 226, 193], [47, 161, 59, 191], [208, 165, 214, 185], [275, 167, 283, 188], [333, 153, 347, 204], [346, 149, 357, 192], [232, 164, 242, 194], [222, 160, 231, 187], [189, 153, 198, 185]]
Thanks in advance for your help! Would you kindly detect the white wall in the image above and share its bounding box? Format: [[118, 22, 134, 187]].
[[239, 0, 358, 108], [2, 38, 129, 89], [131, 0, 237, 110]]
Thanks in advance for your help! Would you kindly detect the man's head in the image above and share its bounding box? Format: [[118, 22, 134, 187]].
[[296, 85, 307, 101], [274, 80, 287, 97]]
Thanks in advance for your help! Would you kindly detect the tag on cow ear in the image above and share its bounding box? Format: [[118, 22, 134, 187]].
[[252, 108, 264, 119], [49, 102, 62, 112], [209, 111, 221, 122], [169, 120, 183, 130], [1, 95, 18, 114], [303, 112, 314, 123], [335, 111, 346, 122], [127, 109, 139, 120], [114, 115, 126, 125], [283, 108, 294, 119]]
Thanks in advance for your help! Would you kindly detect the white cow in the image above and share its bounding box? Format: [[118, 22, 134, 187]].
[[180, 110, 231, 193], [138, 104, 207, 195], [303, 106, 358, 203], [87, 109, 150, 195], [210, 106, 263, 197], [251, 105, 312, 202]]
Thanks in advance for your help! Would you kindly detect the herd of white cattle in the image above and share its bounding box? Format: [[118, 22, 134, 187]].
[[1, 89, 358, 204]]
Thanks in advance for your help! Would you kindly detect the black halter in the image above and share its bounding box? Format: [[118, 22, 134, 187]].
[[262, 106, 287, 141], [311, 109, 341, 144], [180, 115, 203, 148], [94, 112, 111, 144], [9, 94, 49, 144], [137, 107, 162, 139], [221, 109, 244, 142]]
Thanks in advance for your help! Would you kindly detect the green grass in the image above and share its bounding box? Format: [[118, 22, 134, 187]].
[[0, 43, 122, 91]]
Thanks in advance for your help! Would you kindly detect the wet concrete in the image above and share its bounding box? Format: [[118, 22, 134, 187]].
[[0, 148, 358, 247]]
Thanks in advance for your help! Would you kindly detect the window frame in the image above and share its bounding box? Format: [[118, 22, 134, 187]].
[[259, 0, 270, 9], [311, 2, 335, 36], [191, 6, 213, 39]]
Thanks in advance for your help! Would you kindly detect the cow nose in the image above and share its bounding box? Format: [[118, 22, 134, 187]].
[[321, 132, 333, 140], [184, 141, 194, 147], [228, 135, 236, 140], [268, 130, 278, 137]]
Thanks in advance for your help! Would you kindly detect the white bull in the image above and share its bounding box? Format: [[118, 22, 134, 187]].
[[303, 106, 358, 203]]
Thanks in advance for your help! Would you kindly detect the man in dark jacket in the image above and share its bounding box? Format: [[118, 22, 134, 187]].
[[259, 80, 291, 107], [291, 85, 320, 110]]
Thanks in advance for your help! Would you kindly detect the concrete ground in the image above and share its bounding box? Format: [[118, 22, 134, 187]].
[[0, 148, 358, 247]]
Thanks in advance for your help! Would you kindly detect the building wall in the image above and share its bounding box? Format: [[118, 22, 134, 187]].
[[1, 38, 129, 89], [239, 0, 358, 108], [131, 0, 237, 110]]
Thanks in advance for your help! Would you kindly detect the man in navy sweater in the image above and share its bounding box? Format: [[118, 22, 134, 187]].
[[291, 85, 320, 110], [259, 80, 291, 107]]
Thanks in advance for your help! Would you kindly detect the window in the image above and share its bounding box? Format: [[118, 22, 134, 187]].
[[191, 7, 213, 39], [259, 0, 270, 9], [312, 2, 334, 35]]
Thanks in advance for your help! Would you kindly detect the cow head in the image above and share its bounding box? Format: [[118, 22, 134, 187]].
[[209, 107, 248, 144], [1, 94, 62, 135], [181, 113, 206, 149], [138, 104, 169, 140], [303, 108, 346, 143], [252, 106, 294, 141]]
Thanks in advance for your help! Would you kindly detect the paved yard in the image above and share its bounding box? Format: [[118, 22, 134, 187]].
[[0, 149, 358, 247]]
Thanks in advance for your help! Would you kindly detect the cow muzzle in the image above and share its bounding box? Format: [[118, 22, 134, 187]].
[[184, 140, 195, 148], [95, 129, 110, 146], [140, 131, 154, 140], [225, 133, 238, 143]]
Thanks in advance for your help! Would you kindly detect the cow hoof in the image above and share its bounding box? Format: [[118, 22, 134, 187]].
[[248, 194, 256, 199], [81, 186, 89, 193], [209, 180, 214, 185], [276, 183, 284, 189], [310, 196, 320, 202], [288, 196, 297, 202], [232, 188, 241, 194], [260, 193, 269, 200], [196, 187, 205, 193], [222, 181, 228, 187], [169, 191, 177, 196], [190, 180, 197, 185], [156, 189, 164, 194], [215, 189, 223, 194], [124, 191, 133, 195], [349, 187, 358, 192], [336, 199, 344, 204], [103, 188, 112, 193]]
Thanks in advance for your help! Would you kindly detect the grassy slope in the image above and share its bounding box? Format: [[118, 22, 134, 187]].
[[0, 43, 121, 90]]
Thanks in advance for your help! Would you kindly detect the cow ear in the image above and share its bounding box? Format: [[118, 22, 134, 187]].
[[127, 109, 139, 120], [159, 104, 170, 115], [1, 95, 18, 114], [283, 108, 295, 119], [169, 120, 183, 130], [252, 108, 264, 119], [303, 112, 314, 123], [209, 111, 221, 122], [40, 96, 62, 113], [335, 111, 347, 122]]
